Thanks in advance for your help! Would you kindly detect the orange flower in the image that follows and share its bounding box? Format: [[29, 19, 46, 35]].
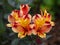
[[7, 4, 32, 38], [32, 10, 54, 38], [7, 4, 54, 38]]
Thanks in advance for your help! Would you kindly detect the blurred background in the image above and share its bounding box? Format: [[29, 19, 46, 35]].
[[0, 0, 60, 45]]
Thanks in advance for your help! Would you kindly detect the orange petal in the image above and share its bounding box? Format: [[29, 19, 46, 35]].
[[32, 30, 37, 35], [8, 15, 15, 23], [40, 25, 52, 33], [27, 31, 32, 35], [12, 24, 24, 33], [29, 24, 38, 35]]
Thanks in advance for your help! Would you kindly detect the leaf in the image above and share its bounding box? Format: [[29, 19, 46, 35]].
[[0, 14, 5, 35], [11, 38, 19, 45], [57, 0, 60, 5], [43, 0, 54, 6], [40, 4, 52, 11]]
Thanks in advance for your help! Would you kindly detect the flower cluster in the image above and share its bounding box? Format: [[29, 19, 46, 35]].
[[7, 4, 54, 38]]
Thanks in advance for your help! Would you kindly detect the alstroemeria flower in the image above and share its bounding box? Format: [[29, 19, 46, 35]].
[[32, 10, 54, 38], [7, 4, 54, 39], [7, 4, 32, 38]]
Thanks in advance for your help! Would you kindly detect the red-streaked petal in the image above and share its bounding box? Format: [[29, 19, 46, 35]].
[[32, 14, 41, 21], [12, 10, 20, 17], [8, 15, 15, 23], [23, 14, 31, 22], [11, 10, 20, 20], [20, 4, 30, 15], [40, 25, 52, 33], [12, 24, 24, 33], [29, 24, 38, 35], [43, 10, 51, 21]]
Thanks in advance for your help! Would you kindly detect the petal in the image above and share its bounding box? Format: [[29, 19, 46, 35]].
[[6, 24, 12, 27], [44, 10, 47, 17], [11, 10, 19, 20], [45, 13, 51, 21], [50, 22, 55, 26], [27, 31, 32, 35], [23, 14, 31, 21], [18, 14, 31, 27], [29, 24, 38, 35], [32, 30, 37, 35], [32, 14, 41, 21], [20, 4, 30, 15], [38, 33, 46, 38], [18, 32, 26, 38], [12, 24, 24, 33], [8, 15, 15, 23], [40, 25, 52, 33], [43, 10, 51, 21]]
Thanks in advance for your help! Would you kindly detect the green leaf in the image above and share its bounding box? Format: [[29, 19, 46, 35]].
[[57, 0, 60, 5], [40, 4, 52, 11], [0, 14, 5, 35], [11, 38, 19, 45], [43, 0, 54, 6]]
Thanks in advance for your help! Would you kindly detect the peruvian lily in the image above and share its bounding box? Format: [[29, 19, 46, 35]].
[[7, 4, 32, 38], [7, 4, 54, 38], [32, 10, 54, 38]]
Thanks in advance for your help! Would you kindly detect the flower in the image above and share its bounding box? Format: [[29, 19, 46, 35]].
[[7, 4, 32, 38], [7, 4, 54, 38], [32, 10, 54, 38]]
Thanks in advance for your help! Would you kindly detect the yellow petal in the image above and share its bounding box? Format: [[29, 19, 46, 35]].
[[6, 24, 12, 27], [18, 18, 30, 27], [18, 32, 26, 38], [11, 11, 19, 20], [50, 22, 55, 26], [38, 33, 46, 38], [18, 14, 31, 27], [44, 10, 47, 17]]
